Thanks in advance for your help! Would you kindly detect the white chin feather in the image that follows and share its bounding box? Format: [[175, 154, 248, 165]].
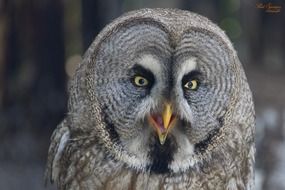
[[121, 127, 152, 172], [169, 128, 198, 173]]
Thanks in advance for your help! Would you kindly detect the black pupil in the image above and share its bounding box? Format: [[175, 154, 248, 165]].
[[188, 81, 193, 88], [139, 78, 145, 85]]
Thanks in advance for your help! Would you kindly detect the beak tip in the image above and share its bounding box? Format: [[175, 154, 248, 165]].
[[158, 133, 167, 145]]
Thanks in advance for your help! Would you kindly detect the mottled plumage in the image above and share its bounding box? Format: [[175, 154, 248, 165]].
[[46, 8, 255, 190]]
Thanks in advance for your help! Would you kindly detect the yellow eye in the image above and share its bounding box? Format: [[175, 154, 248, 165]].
[[134, 76, 149, 87], [184, 79, 198, 90]]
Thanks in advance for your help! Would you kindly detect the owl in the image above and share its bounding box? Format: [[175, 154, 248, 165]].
[[45, 8, 255, 190]]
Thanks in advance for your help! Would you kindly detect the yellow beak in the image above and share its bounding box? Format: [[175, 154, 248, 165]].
[[148, 103, 176, 145]]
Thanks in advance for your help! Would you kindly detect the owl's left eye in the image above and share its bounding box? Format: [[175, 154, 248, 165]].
[[182, 70, 201, 91], [133, 75, 149, 87], [184, 79, 199, 90]]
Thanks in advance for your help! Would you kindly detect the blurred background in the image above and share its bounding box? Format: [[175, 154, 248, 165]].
[[0, 0, 284, 189]]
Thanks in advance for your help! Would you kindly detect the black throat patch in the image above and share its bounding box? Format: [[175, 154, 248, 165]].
[[148, 134, 177, 174]]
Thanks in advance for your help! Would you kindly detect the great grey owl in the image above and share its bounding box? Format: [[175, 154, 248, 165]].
[[46, 8, 255, 190]]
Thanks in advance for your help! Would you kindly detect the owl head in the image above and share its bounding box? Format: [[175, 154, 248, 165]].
[[68, 8, 254, 174]]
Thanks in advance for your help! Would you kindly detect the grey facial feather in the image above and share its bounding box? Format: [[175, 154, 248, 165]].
[[46, 8, 255, 190]]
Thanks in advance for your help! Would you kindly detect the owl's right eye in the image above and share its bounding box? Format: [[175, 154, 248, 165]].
[[133, 76, 149, 87], [131, 64, 155, 89]]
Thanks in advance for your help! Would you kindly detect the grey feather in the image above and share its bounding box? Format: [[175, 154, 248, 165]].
[[46, 8, 255, 190]]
